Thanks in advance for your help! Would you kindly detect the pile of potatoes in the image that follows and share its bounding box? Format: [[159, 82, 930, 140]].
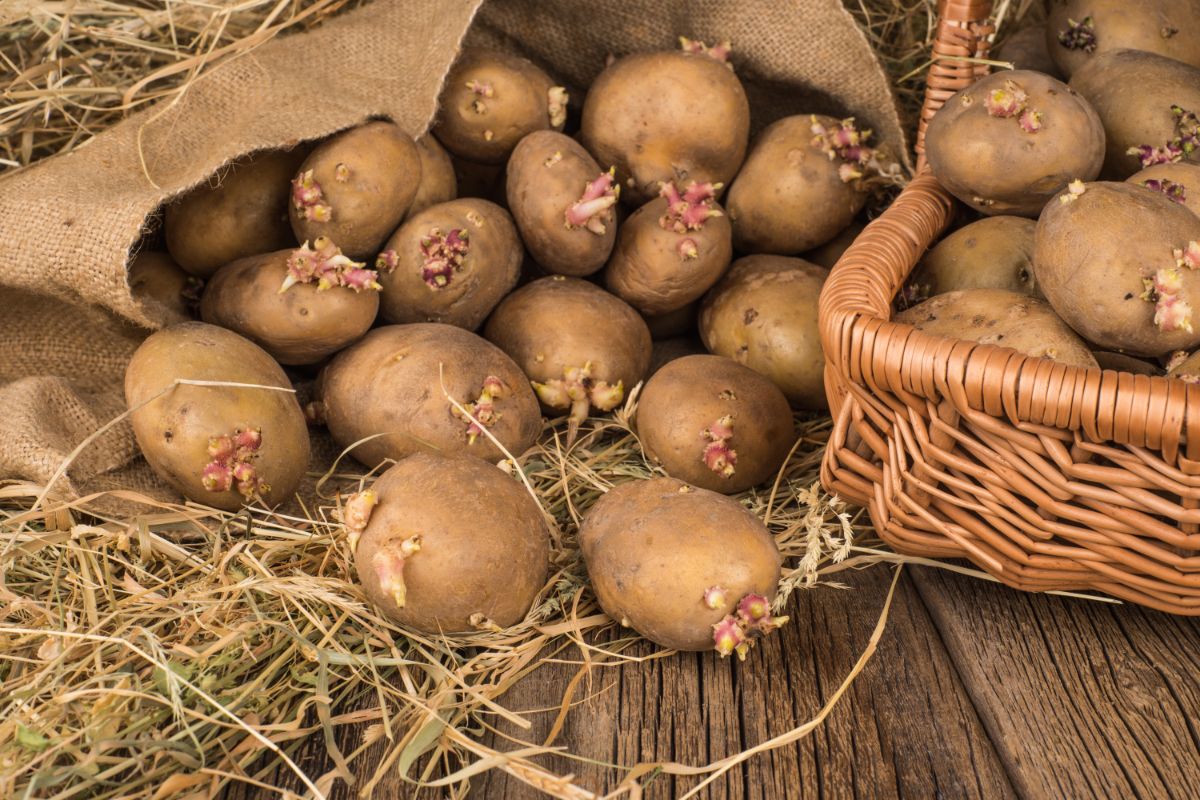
[[898, 2, 1200, 382], [125, 40, 879, 659]]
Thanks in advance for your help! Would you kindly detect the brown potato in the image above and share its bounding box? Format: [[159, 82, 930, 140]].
[[926, 70, 1105, 216], [648, 336, 706, 376], [165, 147, 304, 278], [802, 218, 866, 269], [451, 155, 507, 206], [727, 115, 869, 253], [907, 216, 1039, 301], [199, 244, 378, 365], [351, 453, 549, 633], [1167, 348, 1200, 380], [1070, 49, 1200, 179], [125, 322, 310, 511], [1127, 162, 1200, 217], [406, 135, 458, 218], [1093, 351, 1164, 376], [699, 255, 828, 409], [895, 289, 1098, 368], [581, 50, 749, 206], [995, 25, 1063, 79], [434, 49, 566, 165], [637, 355, 793, 494], [1046, 0, 1200, 79], [483, 276, 652, 441], [605, 184, 732, 314], [289, 121, 421, 259], [643, 302, 699, 340], [506, 131, 618, 276], [129, 251, 200, 324], [376, 198, 522, 330], [1034, 181, 1200, 355], [580, 477, 783, 655], [320, 323, 541, 470]]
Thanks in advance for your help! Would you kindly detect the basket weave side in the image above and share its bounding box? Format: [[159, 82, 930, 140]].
[[818, 0, 1200, 614]]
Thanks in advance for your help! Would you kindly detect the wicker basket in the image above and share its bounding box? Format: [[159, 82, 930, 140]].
[[818, 0, 1200, 614]]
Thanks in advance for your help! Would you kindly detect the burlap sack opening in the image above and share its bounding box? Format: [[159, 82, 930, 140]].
[[0, 0, 906, 504]]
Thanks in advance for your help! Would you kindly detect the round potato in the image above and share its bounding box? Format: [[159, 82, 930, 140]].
[[125, 322, 310, 510], [350, 453, 550, 633], [727, 115, 870, 253], [802, 218, 866, 270], [699, 255, 829, 409], [581, 49, 749, 206], [580, 477, 783, 656], [637, 355, 793, 494], [376, 198, 522, 329], [199, 244, 378, 365], [926, 70, 1105, 216], [129, 251, 200, 324], [996, 25, 1063, 78], [1034, 181, 1200, 355], [483, 276, 652, 442], [406, 135, 458, 218], [1127, 162, 1200, 217], [506, 131, 617, 276], [289, 121, 421, 259], [605, 183, 732, 314], [1070, 49, 1200, 179], [165, 147, 304, 278], [907, 216, 1039, 301], [895, 289, 1098, 367], [1046, 0, 1200, 79], [434, 49, 566, 165], [320, 323, 541, 470]]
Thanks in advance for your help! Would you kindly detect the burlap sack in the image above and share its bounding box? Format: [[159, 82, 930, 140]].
[[0, 0, 906, 501]]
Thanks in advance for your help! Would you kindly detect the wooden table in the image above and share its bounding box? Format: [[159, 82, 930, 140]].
[[232, 565, 1200, 798]]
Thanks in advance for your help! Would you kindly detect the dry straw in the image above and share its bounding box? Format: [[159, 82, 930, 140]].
[[0, 0, 1071, 797]]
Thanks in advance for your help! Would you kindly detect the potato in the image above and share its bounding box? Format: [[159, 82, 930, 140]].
[[452, 155, 507, 206], [648, 336, 706, 375], [199, 242, 378, 365], [699, 255, 828, 409], [376, 199, 521, 329], [289, 121, 421, 259], [643, 302, 699, 340], [802, 218, 866, 270], [926, 70, 1105, 216], [506, 131, 617, 276], [483, 276, 652, 441], [434, 49, 566, 165], [1046, 0, 1200, 79], [906, 216, 1039, 301], [995, 25, 1063, 79], [320, 323, 540, 470], [125, 322, 310, 510], [727, 115, 870, 253], [895, 289, 1098, 368], [129, 251, 200, 323], [580, 477, 783, 656], [350, 453, 549, 632], [165, 147, 304, 278], [637, 355, 793, 494], [1070, 49, 1200, 179], [581, 49, 749, 206], [1034, 181, 1200, 355], [406, 135, 458, 218], [1127, 162, 1200, 217], [1093, 350, 1164, 376], [605, 182, 732, 314]]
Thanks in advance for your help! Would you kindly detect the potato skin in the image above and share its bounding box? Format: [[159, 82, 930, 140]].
[[1127, 162, 1200, 217], [926, 70, 1105, 216], [506, 131, 617, 276], [996, 25, 1062, 79], [802, 219, 866, 270], [895, 289, 1098, 368], [289, 121, 421, 259], [643, 302, 699, 340], [580, 477, 781, 652], [727, 115, 868, 254], [124, 322, 310, 510], [406, 135, 458, 218], [1046, 0, 1200, 79], [199, 249, 378, 365], [377, 198, 521, 330], [581, 51, 749, 206], [483, 276, 652, 402], [1093, 351, 1164, 376], [605, 195, 732, 315], [1034, 181, 1200, 355], [648, 336, 706, 376], [434, 49, 563, 165], [908, 216, 1039, 300], [1070, 49, 1200, 179], [321, 323, 541, 470], [129, 251, 197, 324], [699, 256, 829, 410], [355, 453, 549, 632], [165, 148, 304, 278], [637, 355, 793, 494]]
